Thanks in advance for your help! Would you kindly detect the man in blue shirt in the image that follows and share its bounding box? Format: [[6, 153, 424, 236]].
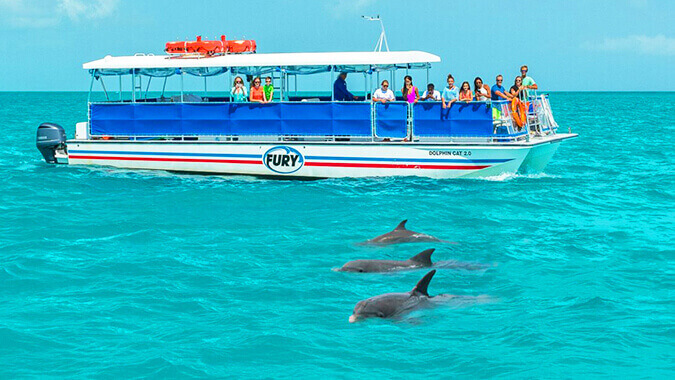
[[333, 72, 358, 101], [491, 75, 511, 101]]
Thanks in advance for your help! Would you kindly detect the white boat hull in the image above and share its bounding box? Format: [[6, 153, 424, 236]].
[[64, 134, 576, 179]]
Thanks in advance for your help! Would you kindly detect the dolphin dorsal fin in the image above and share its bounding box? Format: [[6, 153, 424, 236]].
[[412, 269, 436, 296], [409, 248, 434, 266], [395, 220, 408, 230]]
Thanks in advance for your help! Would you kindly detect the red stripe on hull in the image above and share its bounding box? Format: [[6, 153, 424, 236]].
[[68, 155, 489, 170], [304, 162, 488, 170]]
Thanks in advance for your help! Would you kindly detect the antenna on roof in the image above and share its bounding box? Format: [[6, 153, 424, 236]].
[[361, 14, 389, 52]]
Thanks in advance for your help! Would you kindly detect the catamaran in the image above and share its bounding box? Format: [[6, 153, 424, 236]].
[[36, 35, 577, 179]]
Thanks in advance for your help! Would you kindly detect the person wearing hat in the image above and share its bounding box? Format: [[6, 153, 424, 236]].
[[333, 72, 359, 101]]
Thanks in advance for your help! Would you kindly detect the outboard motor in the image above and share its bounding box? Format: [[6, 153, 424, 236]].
[[36, 123, 66, 163]]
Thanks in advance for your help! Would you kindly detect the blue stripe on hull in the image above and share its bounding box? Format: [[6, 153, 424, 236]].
[[68, 150, 512, 164]]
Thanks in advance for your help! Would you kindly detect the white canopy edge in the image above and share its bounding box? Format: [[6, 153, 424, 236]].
[[83, 51, 440, 70]]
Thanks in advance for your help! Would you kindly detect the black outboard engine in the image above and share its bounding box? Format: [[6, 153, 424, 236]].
[[36, 123, 66, 163]]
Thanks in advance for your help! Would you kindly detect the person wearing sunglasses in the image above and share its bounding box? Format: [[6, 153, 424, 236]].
[[249, 76, 265, 103], [372, 80, 395, 103], [510, 76, 526, 101], [231, 76, 248, 103], [491, 75, 511, 101], [520, 65, 538, 100]]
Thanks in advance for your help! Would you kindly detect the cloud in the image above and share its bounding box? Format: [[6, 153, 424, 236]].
[[58, 0, 119, 20], [0, 0, 119, 28], [582, 35, 675, 56]]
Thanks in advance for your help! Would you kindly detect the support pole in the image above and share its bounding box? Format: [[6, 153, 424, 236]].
[[180, 69, 184, 102], [131, 70, 135, 103], [144, 76, 152, 100], [100, 76, 109, 101], [87, 73, 95, 103], [119, 75, 122, 101], [280, 67, 284, 102], [330, 66, 334, 101], [391, 70, 395, 98], [363, 72, 367, 101], [161, 76, 167, 98], [228, 68, 232, 101]]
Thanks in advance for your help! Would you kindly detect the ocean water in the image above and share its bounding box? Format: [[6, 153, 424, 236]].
[[1, 92, 673, 378]]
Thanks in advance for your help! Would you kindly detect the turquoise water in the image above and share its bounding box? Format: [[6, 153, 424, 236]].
[[1, 92, 673, 378]]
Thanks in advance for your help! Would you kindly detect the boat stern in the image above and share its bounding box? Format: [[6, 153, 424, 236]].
[[36, 123, 69, 164]]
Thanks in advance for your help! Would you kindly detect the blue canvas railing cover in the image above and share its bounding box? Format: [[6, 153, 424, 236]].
[[375, 102, 408, 138], [89, 102, 373, 136], [412, 102, 494, 137], [89, 100, 528, 139]]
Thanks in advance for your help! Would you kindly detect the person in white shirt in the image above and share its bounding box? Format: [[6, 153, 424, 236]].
[[420, 83, 442, 101], [372, 80, 395, 103]]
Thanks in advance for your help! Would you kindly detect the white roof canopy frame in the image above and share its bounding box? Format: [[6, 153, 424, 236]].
[[83, 51, 441, 75]]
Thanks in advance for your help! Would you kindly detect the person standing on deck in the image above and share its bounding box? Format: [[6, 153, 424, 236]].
[[510, 76, 525, 101], [401, 75, 419, 103], [420, 83, 441, 101], [441, 74, 459, 109], [249, 77, 265, 103], [231, 76, 248, 102], [474, 77, 491, 101], [458, 81, 473, 102], [263, 76, 274, 103], [520, 65, 538, 100], [372, 80, 395, 103], [491, 75, 511, 100], [333, 72, 358, 101]]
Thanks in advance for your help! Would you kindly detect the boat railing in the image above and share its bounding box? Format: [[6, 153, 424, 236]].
[[522, 91, 558, 136], [85, 100, 534, 143]]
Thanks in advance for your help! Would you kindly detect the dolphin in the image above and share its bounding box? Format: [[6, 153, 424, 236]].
[[359, 220, 445, 246], [336, 248, 435, 273], [349, 269, 440, 323], [348, 270, 492, 323]]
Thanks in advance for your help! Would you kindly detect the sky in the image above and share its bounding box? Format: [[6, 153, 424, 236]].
[[0, 0, 673, 92]]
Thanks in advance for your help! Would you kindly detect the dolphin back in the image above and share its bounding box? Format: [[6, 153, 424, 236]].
[[394, 219, 408, 230], [411, 270, 436, 297], [409, 248, 434, 266]]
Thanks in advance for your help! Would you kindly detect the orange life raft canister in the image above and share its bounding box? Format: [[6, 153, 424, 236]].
[[165, 35, 256, 56]]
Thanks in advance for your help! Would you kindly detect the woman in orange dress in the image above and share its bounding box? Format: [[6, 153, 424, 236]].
[[249, 77, 265, 103]]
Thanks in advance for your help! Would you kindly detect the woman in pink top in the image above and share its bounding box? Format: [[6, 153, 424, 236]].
[[458, 81, 473, 102], [401, 75, 419, 103]]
